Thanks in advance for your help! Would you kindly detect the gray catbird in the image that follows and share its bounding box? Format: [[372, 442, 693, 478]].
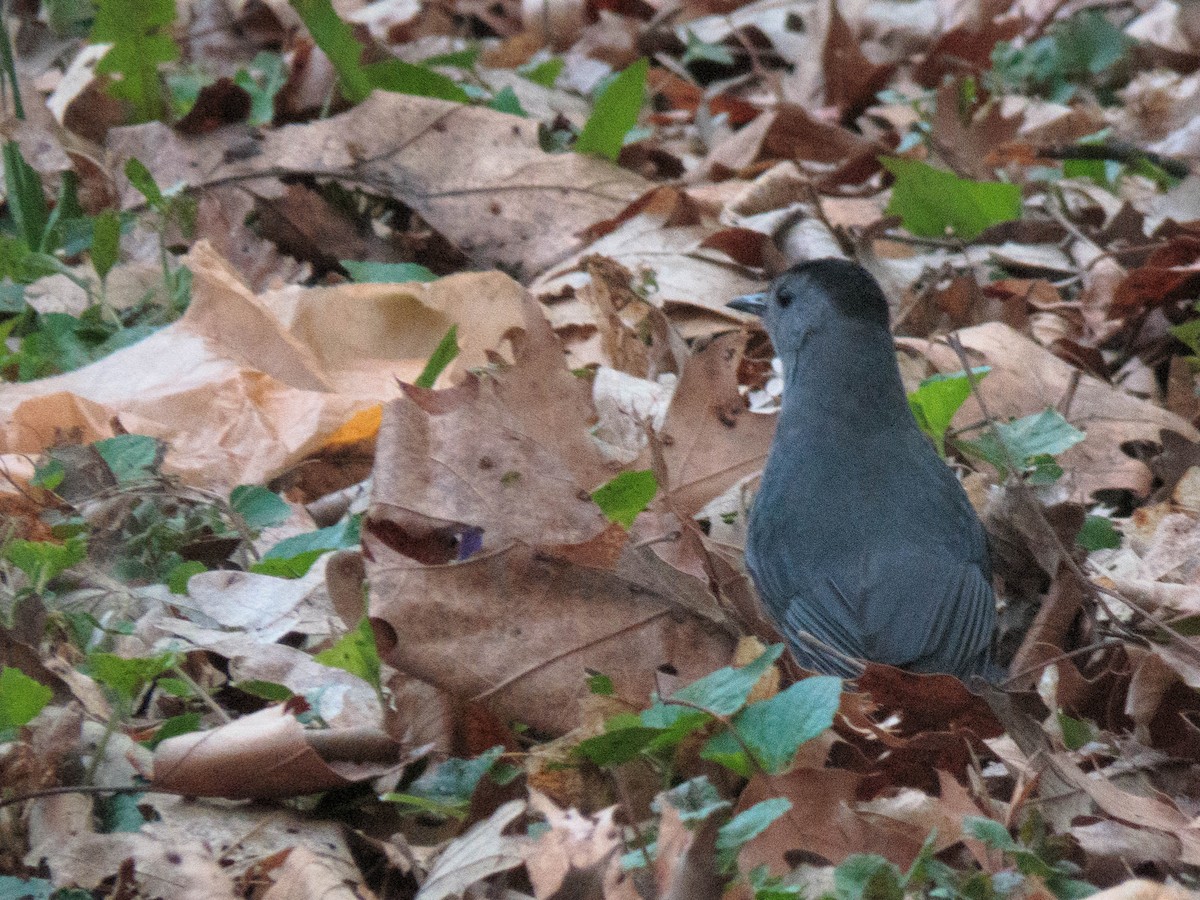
[[728, 258, 996, 681]]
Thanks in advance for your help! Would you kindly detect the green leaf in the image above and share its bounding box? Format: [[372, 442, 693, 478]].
[[257, 514, 361, 569], [3, 143, 49, 250], [656, 776, 730, 823], [587, 673, 614, 695], [715, 797, 790, 851], [250, 549, 328, 578], [4, 535, 87, 587], [124, 158, 164, 208], [518, 57, 564, 87], [1172, 318, 1200, 356], [234, 52, 288, 126], [87, 651, 178, 704], [91, 0, 179, 122], [289, 0, 372, 103], [726, 675, 841, 774], [964, 816, 1020, 852], [881, 157, 1022, 240], [833, 854, 905, 900], [31, 458, 65, 491], [166, 560, 206, 594], [1056, 711, 1096, 751], [91, 209, 121, 280], [383, 746, 503, 818], [576, 58, 648, 160], [0, 875, 54, 900], [230, 485, 291, 529], [0, 666, 53, 731], [1077, 515, 1120, 551], [94, 434, 162, 483], [487, 85, 526, 116], [907, 367, 990, 453], [576, 724, 663, 766], [670, 644, 783, 717], [415, 325, 459, 389], [233, 679, 294, 701], [341, 260, 438, 283], [591, 469, 657, 528], [314, 618, 381, 689], [362, 59, 471, 103], [421, 48, 480, 70], [957, 409, 1084, 476], [145, 712, 201, 749], [155, 677, 192, 698]]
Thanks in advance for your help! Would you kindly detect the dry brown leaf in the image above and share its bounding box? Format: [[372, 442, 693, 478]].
[[366, 539, 734, 735], [736, 767, 927, 872], [524, 791, 621, 899], [416, 800, 527, 900], [152, 706, 404, 799], [108, 92, 650, 278], [260, 846, 366, 900], [656, 330, 776, 519]]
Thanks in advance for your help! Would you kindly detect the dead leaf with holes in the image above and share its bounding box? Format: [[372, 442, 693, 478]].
[[107, 92, 650, 279]]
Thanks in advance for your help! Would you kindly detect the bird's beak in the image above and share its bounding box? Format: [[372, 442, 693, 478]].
[[727, 292, 767, 316]]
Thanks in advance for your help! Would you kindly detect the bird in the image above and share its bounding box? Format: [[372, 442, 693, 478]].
[[728, 258, 997, 681]]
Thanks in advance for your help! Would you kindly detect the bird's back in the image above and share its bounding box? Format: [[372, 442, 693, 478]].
[[748, 415, 994, 679]]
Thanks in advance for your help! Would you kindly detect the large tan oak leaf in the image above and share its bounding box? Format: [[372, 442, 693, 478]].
[[108, 92, 651, 279], [364, 292, 735, 734]]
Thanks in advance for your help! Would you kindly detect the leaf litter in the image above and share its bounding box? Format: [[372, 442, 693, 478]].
[[3, 0, 1200, 898]]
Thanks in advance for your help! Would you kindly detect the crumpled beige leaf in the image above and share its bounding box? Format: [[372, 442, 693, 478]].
[[152, 706, 405, 800], [416, 799, 528, 900], [0, 242, 532, 493]]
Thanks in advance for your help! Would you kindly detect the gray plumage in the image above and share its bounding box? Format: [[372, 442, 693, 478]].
[[730, 259, 996, 681]]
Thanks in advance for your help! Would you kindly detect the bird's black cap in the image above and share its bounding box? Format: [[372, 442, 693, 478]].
[[728, 258, 891, 327]]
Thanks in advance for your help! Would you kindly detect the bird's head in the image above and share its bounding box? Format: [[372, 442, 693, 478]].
[[728, 258, 891, 357]]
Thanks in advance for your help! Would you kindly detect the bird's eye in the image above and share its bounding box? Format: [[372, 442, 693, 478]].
[[776, 291, 793, 309]]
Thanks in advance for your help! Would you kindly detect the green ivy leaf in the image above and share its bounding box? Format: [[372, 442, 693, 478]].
[[576, 58, 648, 160], [721, 675, 841, 774], [94, 434, 162, 483], [4, 535, 87, 587], [882, 157, 1021, 240], [670, 644, 783, 717]]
